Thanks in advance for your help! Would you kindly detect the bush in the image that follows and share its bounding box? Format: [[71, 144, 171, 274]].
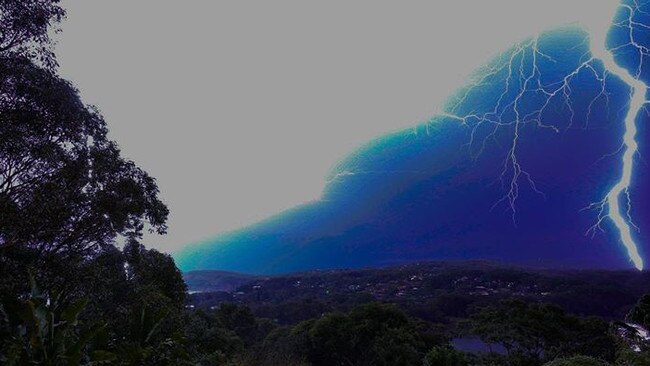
[[543, 355, 611, 366], [423, 345, 468, 366]]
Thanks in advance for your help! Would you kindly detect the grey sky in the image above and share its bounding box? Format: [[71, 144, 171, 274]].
[[55, 1, 618, 253]]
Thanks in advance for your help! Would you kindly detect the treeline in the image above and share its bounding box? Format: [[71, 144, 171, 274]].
[[188, 263, 650, 324], [6, 277, 650, 365], [181, 297, 650, 365]]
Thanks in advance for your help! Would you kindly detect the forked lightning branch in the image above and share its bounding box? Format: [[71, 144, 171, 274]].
[[440, 2, 649, 270]]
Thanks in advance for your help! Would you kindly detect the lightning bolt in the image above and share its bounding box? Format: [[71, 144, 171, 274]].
[[434, 1, 648, 270], [321, 1, 647, 269], [439, 34, 600, 224], [585, 1, 648, 270]]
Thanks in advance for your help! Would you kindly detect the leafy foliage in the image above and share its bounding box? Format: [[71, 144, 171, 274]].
[[423, 345, 469, 366], [470, 299, 617, 365], [113, 305, 189, 366], [543, 355, 611, 366], [0, 275, 110, 365], [615, 348, 650, 366], [0, 6, 171, 356], [627, 294, 650, 330], [264, 302, 443, 366], [0, 56, 169, 297], [0, 0, 65, 68]]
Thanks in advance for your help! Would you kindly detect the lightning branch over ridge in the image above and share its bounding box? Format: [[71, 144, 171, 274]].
[[323, 1, 647, 269], [436, 1, 648, 270]]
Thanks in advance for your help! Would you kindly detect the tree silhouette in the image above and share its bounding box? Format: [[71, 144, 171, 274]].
[[0, 58, 168, 297], [0, 0, 65, 68]]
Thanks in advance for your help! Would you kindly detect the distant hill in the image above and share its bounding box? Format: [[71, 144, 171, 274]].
[[183, 270, 258, 292], [187, 261, 650, 324]]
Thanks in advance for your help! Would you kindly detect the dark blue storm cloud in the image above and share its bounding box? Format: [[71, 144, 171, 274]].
[[176, 1, 650, 274]]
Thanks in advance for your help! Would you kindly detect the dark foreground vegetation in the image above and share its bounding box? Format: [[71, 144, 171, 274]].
[[184, 263, 650, 365], [2, 1, 650, 365]]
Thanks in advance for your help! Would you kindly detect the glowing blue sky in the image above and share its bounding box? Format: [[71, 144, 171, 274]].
[[55, 1, 621, 252], [175, 11, 650, 274]]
